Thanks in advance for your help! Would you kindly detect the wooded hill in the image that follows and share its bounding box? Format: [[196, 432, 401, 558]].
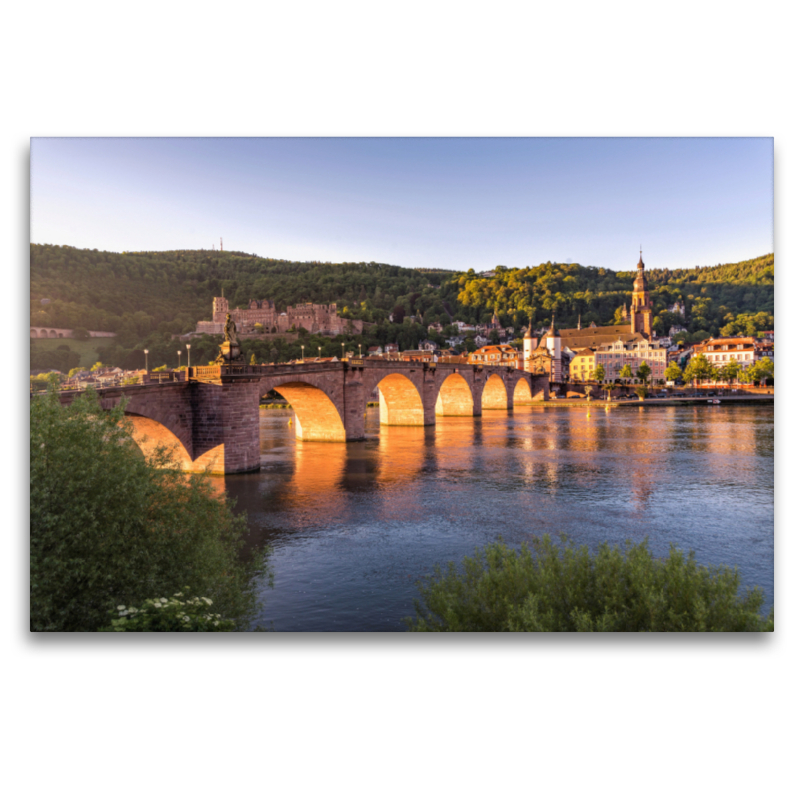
[[30, 244, 773, 371]]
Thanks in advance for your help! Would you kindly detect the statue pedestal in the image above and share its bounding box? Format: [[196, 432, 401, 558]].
[[215, 341, 244, 365]]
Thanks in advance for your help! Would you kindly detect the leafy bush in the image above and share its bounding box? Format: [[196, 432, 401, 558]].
[[406, 537, 773, 632], [101, 590, 236, 632], [30, 386, 268, 631]]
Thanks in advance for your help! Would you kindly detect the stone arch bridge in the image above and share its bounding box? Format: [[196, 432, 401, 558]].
[[55, 361, 550, 474]]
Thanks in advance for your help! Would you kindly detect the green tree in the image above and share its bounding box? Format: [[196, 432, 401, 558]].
[[592, 364, 605, 382], [636, 362, 652, 384], [683, 354, 714, 386], [750, 357, 774, 385], [71, 326, 91, 341], [619, 364, 633, 383], [30, 387, 268, 631], [406, 537, 772, 632], [665, 361, 683, 383], [719, 361, 742, 385]]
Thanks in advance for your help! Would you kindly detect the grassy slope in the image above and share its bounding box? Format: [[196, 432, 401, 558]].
[[29, 337, 106, 369]]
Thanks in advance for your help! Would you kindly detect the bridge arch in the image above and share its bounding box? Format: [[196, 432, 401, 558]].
[[513, 376, 533, 404], [30, 329, 38, 338], [124, 412, 194, 470], [435, 372, 475, 416], [263, 379, 347, 442], [376, 373, 425, 426], [481, 373, 510, 410]]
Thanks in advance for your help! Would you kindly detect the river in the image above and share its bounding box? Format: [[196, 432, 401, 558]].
[[219, 404, 774, 631]]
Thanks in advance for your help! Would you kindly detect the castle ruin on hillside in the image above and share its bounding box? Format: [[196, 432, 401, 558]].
[[195, 296, 363, 337]]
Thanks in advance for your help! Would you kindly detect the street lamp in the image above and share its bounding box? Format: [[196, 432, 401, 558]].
[[186, 343, 191, 370], [143, 349, 149, 372], [358, 344, 362, 358], [318, 346, 322, 360], [301, 345, 305, 362], [177, 350, 182, 369], [341, 342, 345, 360]]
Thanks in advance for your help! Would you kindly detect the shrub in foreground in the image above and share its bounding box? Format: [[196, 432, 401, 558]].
[[405, 537, 773, 632], [30, 387, 268, 631], [101, 591, 237, 632]]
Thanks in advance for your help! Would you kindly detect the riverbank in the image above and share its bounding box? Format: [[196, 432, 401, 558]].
[[523, 394, 774, 408]]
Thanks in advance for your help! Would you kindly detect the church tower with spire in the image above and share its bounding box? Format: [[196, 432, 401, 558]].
[[630, 249, 654, 338]]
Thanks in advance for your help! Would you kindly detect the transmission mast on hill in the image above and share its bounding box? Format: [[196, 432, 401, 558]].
[[220, 237, 223, 252]]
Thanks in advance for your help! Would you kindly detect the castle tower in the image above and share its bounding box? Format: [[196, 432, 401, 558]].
[[630, 249, 653, 338], [213, 296, 229, 324]]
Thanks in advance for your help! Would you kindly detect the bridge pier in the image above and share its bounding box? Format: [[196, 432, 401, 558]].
[[190, 378, 262, 473]]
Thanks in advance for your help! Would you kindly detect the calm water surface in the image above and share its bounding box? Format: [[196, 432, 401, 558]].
[[220, 405, 774, 631]]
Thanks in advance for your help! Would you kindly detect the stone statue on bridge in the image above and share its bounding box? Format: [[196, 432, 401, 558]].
[[224, 312, 239, 345], [215, 313, 244, 365]]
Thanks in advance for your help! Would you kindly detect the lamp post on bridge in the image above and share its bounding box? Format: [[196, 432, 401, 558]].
[[318, 346, 322, 361], [341, 342, 345, 361], [358, 344, 362, 358], [177, 350, 182, 369], [301, 345, 305, 362], [143, 349, 149, 373], [186, 343, 191, 371]]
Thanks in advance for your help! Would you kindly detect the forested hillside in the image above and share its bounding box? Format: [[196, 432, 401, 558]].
[[30, 244, 774, 371], [29, 245, 454, 345], [454, 254, 774, 336]]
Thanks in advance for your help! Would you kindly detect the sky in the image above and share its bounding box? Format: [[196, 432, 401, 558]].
[[30, 137, 773, 273]]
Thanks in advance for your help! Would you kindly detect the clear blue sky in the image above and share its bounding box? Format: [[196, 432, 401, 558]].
[[30, 137, 773, 272]]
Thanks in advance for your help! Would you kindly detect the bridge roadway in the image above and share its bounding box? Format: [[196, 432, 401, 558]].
[[57, 359, 551, 474]]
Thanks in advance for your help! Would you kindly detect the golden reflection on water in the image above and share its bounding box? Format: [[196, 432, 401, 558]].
[[251, 404, 770, 527], [376, 425, 426, 484]]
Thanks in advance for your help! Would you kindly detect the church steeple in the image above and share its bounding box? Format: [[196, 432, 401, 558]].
[[631, 247, 653, 338]]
